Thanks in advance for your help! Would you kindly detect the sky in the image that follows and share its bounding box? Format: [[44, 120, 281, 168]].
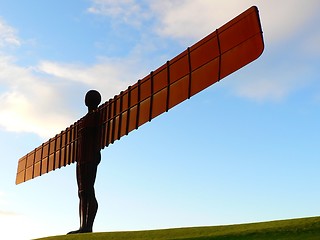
[[0, 0, 320, 239]]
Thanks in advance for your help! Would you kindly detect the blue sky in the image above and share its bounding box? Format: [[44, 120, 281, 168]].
[[0, 0, 320, 239]]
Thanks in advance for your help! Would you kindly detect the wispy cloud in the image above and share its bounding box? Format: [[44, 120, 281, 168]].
[[0, 57, 74, 138], [0, 56, 141, 138], [0, 210, 17, 216], [0, 18, 20, 47], [87, 0, 150, 27], [258, 0, 320, 44], [149, 0, 320, 43], [150, 1, 246, 42], [229, 68, 310, 102], [37, 59, 132, 94], [0, 53, 148, 138]]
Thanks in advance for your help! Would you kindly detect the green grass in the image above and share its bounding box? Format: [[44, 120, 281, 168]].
[[36, 216, 320, 240]]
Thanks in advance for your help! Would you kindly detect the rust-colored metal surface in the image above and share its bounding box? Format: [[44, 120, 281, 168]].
[[16, 123, 79, 184], [16, 6, 264, 185]]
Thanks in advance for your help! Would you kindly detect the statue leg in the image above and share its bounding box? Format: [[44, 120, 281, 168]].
[[84, 187, 98, 232], [68, 162, 98, 234]]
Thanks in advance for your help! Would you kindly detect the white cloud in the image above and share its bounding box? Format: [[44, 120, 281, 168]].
[[0, 54, 147, 138], [258, 0, 320, 44], [149, 0, 320, 44], [0, 58, 74, 138], [37, 57, 140, 101], [88, 0, 149, 27], [0, 18, 20, 47], [150, 0, 248, 41]]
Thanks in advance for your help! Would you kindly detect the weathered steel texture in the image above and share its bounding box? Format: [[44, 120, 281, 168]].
[[16, 6, 264, 185], [15, 122, 79, 184]]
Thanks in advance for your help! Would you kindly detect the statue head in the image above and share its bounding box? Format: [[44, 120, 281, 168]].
[[85, 90, 101, 111]]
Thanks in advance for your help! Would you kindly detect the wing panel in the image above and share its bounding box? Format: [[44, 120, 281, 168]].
[[34, 161, 41, 178], [16, 122, 79, 184], [25, 165, 33, 182]]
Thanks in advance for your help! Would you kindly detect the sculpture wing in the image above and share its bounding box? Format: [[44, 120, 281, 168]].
[[97, 6, 264, 149], [16, 6, 264, 185], [15, 121, 80, 184]]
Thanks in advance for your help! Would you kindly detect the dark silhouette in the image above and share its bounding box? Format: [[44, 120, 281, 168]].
[[68, 90, 102, 234]]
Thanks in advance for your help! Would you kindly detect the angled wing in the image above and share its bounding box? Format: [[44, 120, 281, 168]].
[[16, 6, 264, 185], [98, 6, 264, 149], [16, 121, 79, 184]]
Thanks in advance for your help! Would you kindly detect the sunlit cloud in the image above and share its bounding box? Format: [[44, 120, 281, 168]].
[[0, 15, 139, 138], [0, 53, 147, 138], [0, 57, 132, 138], [0, 54, 81, 138]]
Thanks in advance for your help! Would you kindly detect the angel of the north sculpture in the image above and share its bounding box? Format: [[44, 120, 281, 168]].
[[15, 6, 264, 234]]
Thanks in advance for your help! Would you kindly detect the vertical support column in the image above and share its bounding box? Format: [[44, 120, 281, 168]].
[[126, 86, 131, 135], [149, 72, 154, 121], [136, 80, 141, 129], [166, 61, 170, 112], [111, 95, 117, 144], [117, 92, 123, 140], [25, 150, 35, 181], [106, 99, 112, 147], [99, 104, 107, 149], [187, 47, 192, 99], [216, 29, 222, 81], [33, 144, 44, 178]]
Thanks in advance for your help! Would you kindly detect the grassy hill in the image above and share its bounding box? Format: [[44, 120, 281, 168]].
[[36, 216, 320, 240]]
